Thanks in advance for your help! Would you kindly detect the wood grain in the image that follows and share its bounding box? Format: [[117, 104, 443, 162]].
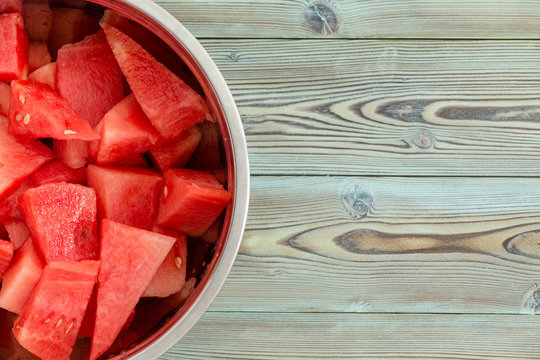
[[164, 312, 540, 359], [200, 39, 540, 176], [156, 0, 540, 39], [207, 176, 540, 314]]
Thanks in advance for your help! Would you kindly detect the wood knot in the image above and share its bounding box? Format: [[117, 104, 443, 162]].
[[412, 130, 434, 149], [503, 230, 540, 260], [306, 1, 340, 36], [521, 283, 540, 314], [341, 182, 373, 219], [228, 53, 240, 63]]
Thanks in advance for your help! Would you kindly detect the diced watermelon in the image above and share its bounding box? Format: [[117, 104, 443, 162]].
[[102, 24, 206, 139], [149, 125, 202, 170], [30, 159, 86, 186], [0, 238, 44, 314], [0, 115, 53, 200], [8, 80, 100, 141], [0, 83, 10, 116], [198, 215, 223, 244], [188, 120, 222, 170], [210, 168, 228, 186], [3, 218, 29, 249], [143, 226, 187, 298], [13, 260, 100, 360], [27, 62, 56, 89], [156, 169, 231, 237], [89, 219, 175, 360], [78, 287, 96, 338], [0, 0, 22, 14], [0, 13, 28, 82], [53, 139, 87, 169], [86, 165, 162, 230], [48, 8, 100, 57], [0, 240, 14, 278], [28, 42, 51, 72], [19, 183, 98, 262], [23, 2, 52, 41], [0, 178, 32, 222], [92, 93, 160, 165]]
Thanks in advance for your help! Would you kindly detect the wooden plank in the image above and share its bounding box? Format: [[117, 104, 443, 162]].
[[156, 0, 540, 39], [164, 312, 540, 359], [200, 39, 540, 176], [209, 176, 540, 314]]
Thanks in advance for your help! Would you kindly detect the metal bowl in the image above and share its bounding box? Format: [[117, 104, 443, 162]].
[[83, 0, 249, 358]]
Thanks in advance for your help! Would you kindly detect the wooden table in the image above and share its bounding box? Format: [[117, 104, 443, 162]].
[[155, 1, 540, 358]]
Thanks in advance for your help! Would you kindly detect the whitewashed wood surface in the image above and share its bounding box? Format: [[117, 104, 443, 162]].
[[156, 1, 540, 359]]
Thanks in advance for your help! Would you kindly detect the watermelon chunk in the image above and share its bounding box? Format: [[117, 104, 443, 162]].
[[0, 115, 53, 200], [53, 139, 87, 169], [0, 238, 44, 314], [143, 226, 187, 298], [48, 8, 100, 57], [30, 159, 86, 186], [0, 83, 10, 116], [102, 24, 206, 139], [8, 80, 100, 141], [3, 218, 29, 249], [188, 120, 222, 170], [90, 219, 175, 360], [156, 169, 231, 236], [13, 260, 100, 360], [0, 0, 22, 14], [28, 62, 56, 89], [91, 93, 160, 165], [0, 178, 32, 222], [28, 42, 51, 72], [19, 183, 98, 262], [0, 13, 28, 82], [23, 2, 52, 42], [86, 165, 162, 230], [0, 240, 14, 278], [149, 125, 202, 170]]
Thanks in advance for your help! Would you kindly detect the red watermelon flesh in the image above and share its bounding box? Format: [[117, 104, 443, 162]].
[[13, 260, 100, 360], [28, 42, 51, 72], [90, 219, 175, 360], [188, 120, 222, 170], [0, 239, 14, 278], [19, 182, 98, 262], [0, 238, 44, 314], [9, 80, 100, 141], [0, 13, 28, 82], [102, 24, 206, 139], [156, 169, 231, 237], [92, 93, 160, 165], [0, 115, 54, 201], [23, 2, 52, 42], [3, 218, 29, 250], [48, 8, 100, 57], [53, 139, 88, 169], [0, 0, 22, 14], [57, 30, 125, 128], [143, 226, 187, 298], [0, 83, 10, 116], [150, 125, 202, 171], [86, 165, 162, 230], [30, 159, 86, 186], [28, 62, 56, 89], [0, 178, 32, 222]]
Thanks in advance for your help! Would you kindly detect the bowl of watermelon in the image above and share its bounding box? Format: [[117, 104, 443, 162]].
[[0, 0, 249, 359]]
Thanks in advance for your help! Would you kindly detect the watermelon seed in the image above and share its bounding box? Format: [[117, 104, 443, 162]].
[[163, 186, 169, 198], [23, 114, 30, 124], [43, 318, 50, 324], [15, 113, 22, 122], [64, 130, 77, 135], [65, 321, 74, 334], [55, 318, 63, 329], [18, 94, 25, 104], [174, 257, 182, 269]]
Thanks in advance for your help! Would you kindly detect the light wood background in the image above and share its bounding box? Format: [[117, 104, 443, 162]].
[[157, 1, 540, 359]]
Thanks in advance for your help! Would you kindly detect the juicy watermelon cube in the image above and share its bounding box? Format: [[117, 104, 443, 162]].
[[0, 115, 53, 201], [156, 169, 231, 237], [0, 12, 28, 82], [30, 159, 86, 186], [90, 219, 175, 360], [0, 239, 14, 278], [13, 260, 100, 360], [28, 42, 51, 72], [0, 178, 32, 223], [3, 218, 29, 249], [8, 80, 100, 141], [0, 0, 22, 14], [27, 62, 56, 89], [86, 165, 162, 230], [0, 83, 10, 116], [143, 226, 187, 298], [48, 8, 100, 57], [19, 183, 98, 262], [149, 125, 202, 170], [23, 2, 52, 41], [102, 24, 206, 139], [188, 120, 223, 170], [53, 139, 88, 169], [91, 93, 160, 165], [0, 238, 44, 314]]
